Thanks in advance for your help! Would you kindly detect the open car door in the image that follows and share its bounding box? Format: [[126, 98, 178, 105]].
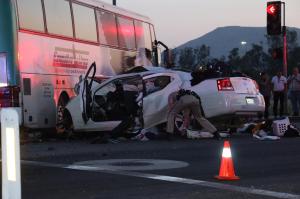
[[81, 62, 96, 123], [77, 75, 144, 132]]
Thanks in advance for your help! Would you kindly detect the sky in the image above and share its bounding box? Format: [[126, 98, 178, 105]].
[[101, 0, 300, 48]]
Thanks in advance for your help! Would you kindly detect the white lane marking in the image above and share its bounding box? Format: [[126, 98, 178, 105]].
[[22, 160, 300, 199], [72, 159, 189, 171]]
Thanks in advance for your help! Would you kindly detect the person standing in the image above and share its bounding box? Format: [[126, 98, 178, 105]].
[[166, 84, 220, 139], [271, 71, 287, 118], [258, 72, 272, 119], [287, 67, 300, 116]]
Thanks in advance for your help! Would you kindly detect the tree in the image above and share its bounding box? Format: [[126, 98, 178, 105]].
[[178, 47, 195, 69], [286, 30, 298, 51], [266, 29, 299, 75], [288, 47, 300, 72], [227, 48, 241, 71], [194, 45, 210, 67], [239, 44, 269, 78]]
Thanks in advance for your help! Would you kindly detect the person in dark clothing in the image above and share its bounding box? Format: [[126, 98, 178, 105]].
[[258, 72, 272, 119], [287, 67, 300, 116], [106, 81, 127, 119], [109, 89, 139, 139], [271, 71, 287, 118]]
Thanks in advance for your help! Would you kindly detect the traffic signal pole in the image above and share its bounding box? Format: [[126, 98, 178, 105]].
[[267, 1, 289, 113], [281, 2, 289, 114], [282, 2, 288, 77]]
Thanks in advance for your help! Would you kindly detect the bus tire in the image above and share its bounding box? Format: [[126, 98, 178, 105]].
[[56, 93, 70, 135], [62, 109, 74, 139]]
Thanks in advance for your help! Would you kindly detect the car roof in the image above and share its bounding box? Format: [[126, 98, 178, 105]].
[[96, 67, 192, 86], [107, 68, 184, 79]]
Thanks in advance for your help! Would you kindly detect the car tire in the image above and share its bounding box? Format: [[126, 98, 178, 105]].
[[174, 105, 203, 134], [174, 112, 185, 133]]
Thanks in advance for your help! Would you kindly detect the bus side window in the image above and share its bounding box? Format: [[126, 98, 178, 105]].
[[97, 10, 118, 47], [117, 16, 136, 50], [17, 0, 45, 32], [72, 3, 97, 42], [142, 23, 152, 51], [134, 20, 145, 49], [43, 0, 73, 37]]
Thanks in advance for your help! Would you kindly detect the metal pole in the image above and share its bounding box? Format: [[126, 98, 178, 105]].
[[113, 0, 116, 6], [282, 2, 287, 77], [282, 2, 289, 114], [283, 28, 287, 76]]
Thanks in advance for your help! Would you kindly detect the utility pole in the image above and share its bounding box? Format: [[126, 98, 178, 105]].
[[113, 0, 116, 6]]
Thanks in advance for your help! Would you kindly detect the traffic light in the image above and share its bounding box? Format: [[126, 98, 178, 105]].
[[271, 48, 283, 60], [267, 1, 282, 35]]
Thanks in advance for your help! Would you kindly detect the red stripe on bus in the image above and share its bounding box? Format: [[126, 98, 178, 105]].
[[53, 63, 88, 69]]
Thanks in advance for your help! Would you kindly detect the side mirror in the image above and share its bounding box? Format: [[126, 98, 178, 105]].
[[153, 40, 171, 67]]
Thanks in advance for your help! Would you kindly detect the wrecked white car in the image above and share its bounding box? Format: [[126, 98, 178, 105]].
[[62, 63, 265, 133]]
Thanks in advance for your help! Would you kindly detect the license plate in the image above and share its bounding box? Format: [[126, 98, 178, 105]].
[[246, 98, 255, 104]]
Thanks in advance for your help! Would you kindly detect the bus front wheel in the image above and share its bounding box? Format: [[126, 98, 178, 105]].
[[62, 110, 74, 138], [56, 93, 70, 134]]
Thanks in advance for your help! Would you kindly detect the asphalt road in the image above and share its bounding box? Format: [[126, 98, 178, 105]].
[[2, 134, 300, 199]]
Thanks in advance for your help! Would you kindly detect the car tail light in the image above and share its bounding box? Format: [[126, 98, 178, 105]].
[[217, 78, 234, 91], [0, 86, 20, 108], [252, 80, 260, 92]]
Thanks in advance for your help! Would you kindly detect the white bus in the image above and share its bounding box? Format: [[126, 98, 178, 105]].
[[0, 0, 160, 131]]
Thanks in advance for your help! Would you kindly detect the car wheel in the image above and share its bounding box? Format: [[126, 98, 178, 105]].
[[175, 112, 185, 133]]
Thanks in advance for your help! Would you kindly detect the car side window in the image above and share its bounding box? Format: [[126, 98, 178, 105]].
[[144, 76, 171, 96]]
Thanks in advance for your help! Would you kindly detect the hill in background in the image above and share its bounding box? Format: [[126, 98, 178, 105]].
[[175, 26, 300, 58]]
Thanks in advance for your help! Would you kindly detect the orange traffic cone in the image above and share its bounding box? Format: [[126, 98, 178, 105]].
[[215, 141, 240, 180]]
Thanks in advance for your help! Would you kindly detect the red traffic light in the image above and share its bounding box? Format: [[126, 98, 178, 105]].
[[267, 4, 277, 15], [267, 1, 282, 35]]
